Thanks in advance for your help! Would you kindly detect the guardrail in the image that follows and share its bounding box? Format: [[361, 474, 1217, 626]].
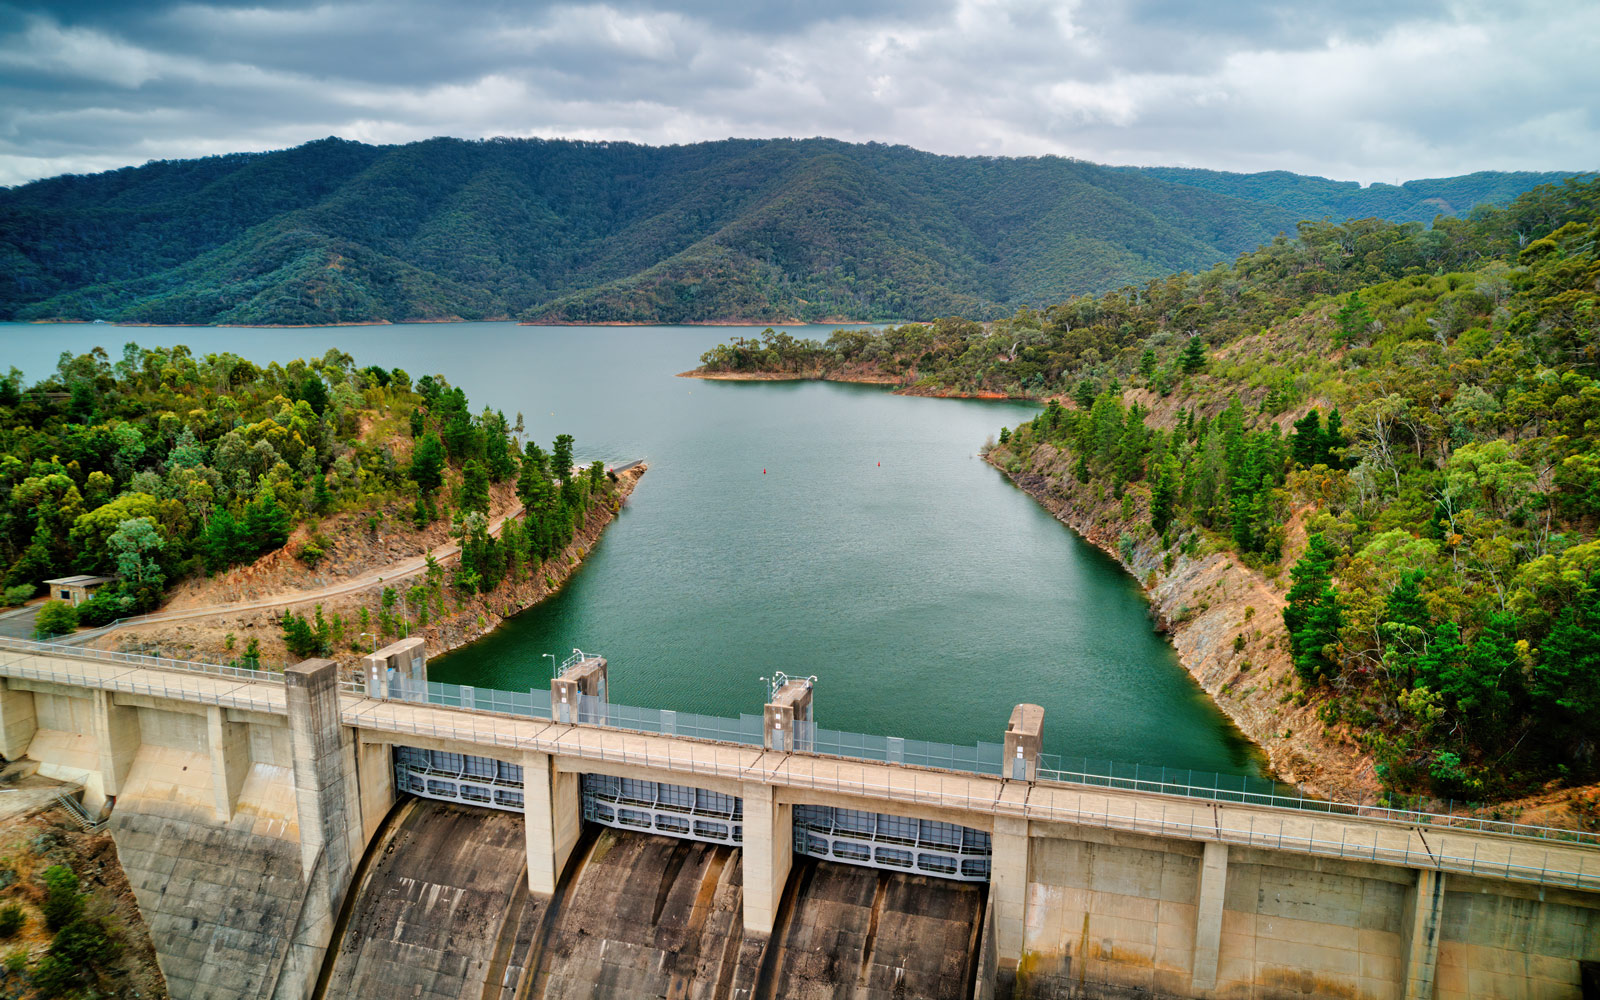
[[0, 650, 287, 714], [1037, 764, 1600, 848], [0, 635, 282, 683]]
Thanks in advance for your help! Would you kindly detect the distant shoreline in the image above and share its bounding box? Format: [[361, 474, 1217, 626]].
[[677, 367, 1030, 401], [8, 317, 893, 329]]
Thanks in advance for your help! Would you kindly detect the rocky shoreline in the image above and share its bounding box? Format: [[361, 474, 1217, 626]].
[[988, 444, 1381, 802]]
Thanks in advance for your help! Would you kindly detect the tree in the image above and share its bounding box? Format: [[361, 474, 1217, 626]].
[[456, 460, 490, 516], [281, 610, 328, 658], [1180, 336, 1207, 374], [1289, 409, 1324, 467], [311, 472, 333, 513], [298, 373, 329, 415], [1149, 456, 1178, 534], [551, 434, 575, 483], [410, 432, 445, 496], [107, 517, 165, 587], [244, 493, 290, 552], [1334, 291, 1373, 347], [200, 506, 243, 572], [34, 600, 79, 639], [1139, 348, 1157, 381], [484, 411, 516, 482], [1283, 533, 1342, 683], [409, 407, 425, 438]]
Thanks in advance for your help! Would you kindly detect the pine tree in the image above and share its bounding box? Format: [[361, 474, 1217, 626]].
[[1149, 456, 1178, 534], [1334, 292, 1373, 347], [1289, 409, 1323, 467], [312, 472, 333, 513], [551, 434, 575, 483], [456, 459, 490, 516], [1283, 533, 1342, 683], [1323, 408, 1346, 467], [410, 432, 445, 496], [1180, 336, 1208, 374], [245, 493, 290, 553]]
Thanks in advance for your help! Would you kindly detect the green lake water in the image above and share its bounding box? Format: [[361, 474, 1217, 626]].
[[6, 322, 1267, 776]]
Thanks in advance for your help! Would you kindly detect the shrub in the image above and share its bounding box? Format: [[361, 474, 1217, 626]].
[[0, 904, 22, 938], [2, 584, 33, 606], [2, 949, 26, 975], [298, 538, 325, 568], [33, 600, 79, 640], [41, 865, 81, 932]]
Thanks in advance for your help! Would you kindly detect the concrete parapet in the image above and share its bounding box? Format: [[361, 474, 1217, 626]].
[[1003, 703, 1043, 781]]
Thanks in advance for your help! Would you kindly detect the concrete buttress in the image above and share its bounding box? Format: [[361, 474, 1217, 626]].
[[1402, 868, 1446, 1000], [0, 677, 36, 760], [523, 750, 581, 895], [740, 779, 791, 936], [1191, 840, 1228, 991], [207, 705, 249, 822], [285, 658, 355, 893], [990, 814, 1030, 977], [91, 688, 139, 801]]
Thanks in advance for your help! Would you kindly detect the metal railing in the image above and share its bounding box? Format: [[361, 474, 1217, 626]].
[[53, 791, 106, 831], [0, 635, 283, 683], [1037, 759, 1600, 848], [0, 648, 287, 715]]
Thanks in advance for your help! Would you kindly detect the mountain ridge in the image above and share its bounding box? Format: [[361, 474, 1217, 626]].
[[0, 135, 1575, 326]]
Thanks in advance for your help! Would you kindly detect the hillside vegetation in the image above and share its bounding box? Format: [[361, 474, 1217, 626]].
[[0, 136, 1567, 326], [0, 346, 615, 662], [699, 176, 1600, 803]]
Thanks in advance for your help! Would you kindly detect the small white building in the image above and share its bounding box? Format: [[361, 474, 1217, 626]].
[[43, 575, 114, 606]]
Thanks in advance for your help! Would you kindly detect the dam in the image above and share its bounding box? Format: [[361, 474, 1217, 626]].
[[1, 635, 1597, 999]]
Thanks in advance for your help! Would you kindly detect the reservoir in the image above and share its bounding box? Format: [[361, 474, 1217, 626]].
[[6, 322, 1266, 776]]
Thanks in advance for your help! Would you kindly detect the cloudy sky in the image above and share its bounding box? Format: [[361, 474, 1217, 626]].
[[0, 0, 1595, 188]]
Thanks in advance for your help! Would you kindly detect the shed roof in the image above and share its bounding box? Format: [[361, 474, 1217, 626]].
[[43, 575, 114, 587]]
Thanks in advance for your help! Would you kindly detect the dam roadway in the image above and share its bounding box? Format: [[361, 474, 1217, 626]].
[[1, 639, 1597, 999]]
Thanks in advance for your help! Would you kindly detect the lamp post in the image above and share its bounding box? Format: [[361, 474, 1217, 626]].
[[361, 632, 377, 656], [542, 652, 557, 679]]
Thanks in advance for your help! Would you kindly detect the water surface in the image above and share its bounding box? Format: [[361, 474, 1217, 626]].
[[5, 322, 1265, 775]]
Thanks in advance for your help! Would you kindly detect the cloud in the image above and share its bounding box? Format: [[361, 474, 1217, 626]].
[[0, 0, 1594, 187]]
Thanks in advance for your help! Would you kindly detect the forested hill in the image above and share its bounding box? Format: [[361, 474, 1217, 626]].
[[0, 136, 1570, 327], [1112, 166, 1572, 226]]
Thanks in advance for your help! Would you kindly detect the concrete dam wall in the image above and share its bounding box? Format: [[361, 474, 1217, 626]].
[[1, 642, 1597, 998]]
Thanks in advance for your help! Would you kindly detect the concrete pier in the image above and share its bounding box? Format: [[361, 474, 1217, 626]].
[[741, 779, 792, 937]]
